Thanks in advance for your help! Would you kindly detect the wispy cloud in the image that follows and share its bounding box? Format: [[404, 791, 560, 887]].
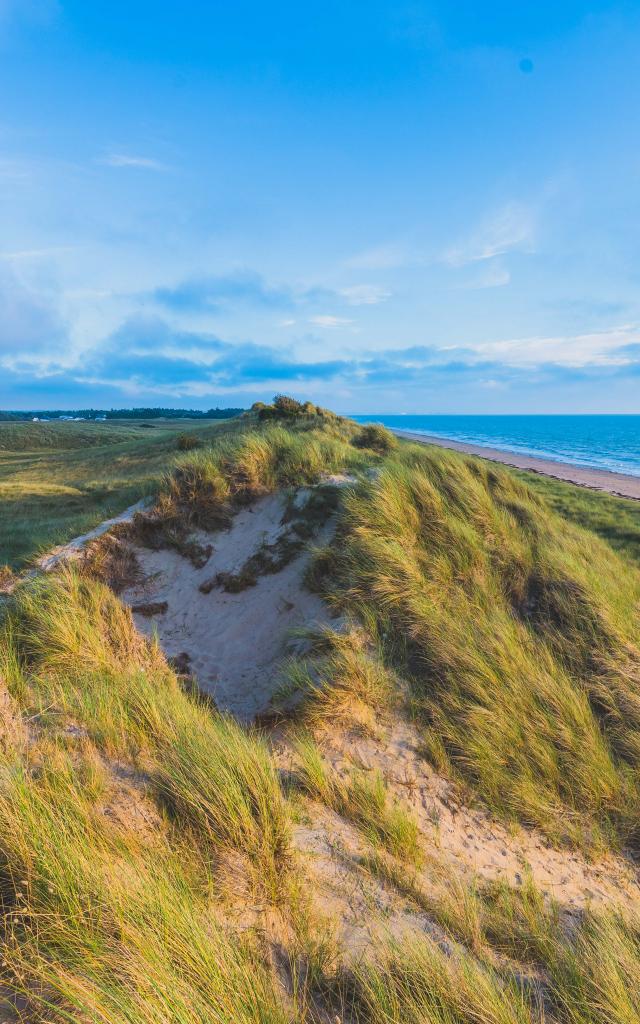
[[339, 284, 391, 305], [0, 245, 78, 262], [102, 153, 168, 171], [345, 243, 406, 270], [464, 262, 511, 289], [151, 270, 293, 312], [309, 315, 354, 328], [149, 270, 383, 314], [477, 325, 640, 368], [444, 201, 536, 267]]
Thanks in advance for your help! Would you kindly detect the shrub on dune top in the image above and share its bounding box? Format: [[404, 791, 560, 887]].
[[352, 423, 399, 454], [176, 431, 200, 451], [272, 394, 306, 418], [255, 393, 317, 421], [156, 420, 365, 530]]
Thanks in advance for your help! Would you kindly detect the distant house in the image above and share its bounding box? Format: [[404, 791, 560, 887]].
[[32, 417, 39, 422], [59, 415, 74, 421], [95, 415, 107, 421]]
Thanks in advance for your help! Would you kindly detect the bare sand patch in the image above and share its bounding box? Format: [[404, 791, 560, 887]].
[[122, 491, 336, 721], [274, 718, 640, 957]]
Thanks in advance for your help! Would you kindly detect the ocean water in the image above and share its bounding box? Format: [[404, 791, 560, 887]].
[[352, 415, 640, 478]]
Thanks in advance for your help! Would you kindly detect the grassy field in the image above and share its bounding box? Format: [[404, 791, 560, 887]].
[[0, 420, 147, 451], [1, 412, 640, 1020], [0, 417, 243, 569], [514, 467, 640, 566]]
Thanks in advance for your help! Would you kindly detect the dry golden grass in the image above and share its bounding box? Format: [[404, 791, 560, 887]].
[[294, 731, 423, 865], [1, 410, 640, 1021], [319, 443, 640, 851]]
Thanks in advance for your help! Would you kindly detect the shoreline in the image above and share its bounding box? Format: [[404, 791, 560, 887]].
[[392, 429, 640, 501]]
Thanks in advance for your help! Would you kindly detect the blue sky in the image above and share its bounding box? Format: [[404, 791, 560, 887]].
[[1, 0, 640, 413]]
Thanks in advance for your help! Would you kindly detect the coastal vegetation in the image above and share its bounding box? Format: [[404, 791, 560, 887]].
[[312, 443, 640, 850], [516, 468, 640, 566], [1, 402, 640, 1020], [0, 416, 244, 570], [0, 406, 245, 421]]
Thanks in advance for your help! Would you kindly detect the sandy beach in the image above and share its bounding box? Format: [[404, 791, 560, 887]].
[[392, 429, 640, 500]]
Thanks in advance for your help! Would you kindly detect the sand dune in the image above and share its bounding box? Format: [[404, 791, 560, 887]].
[[122, 489, 336, 721]]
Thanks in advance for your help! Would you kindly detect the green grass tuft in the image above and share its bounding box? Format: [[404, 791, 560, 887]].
[[320, 442, 640, 850], [294, 733, 422, 865]]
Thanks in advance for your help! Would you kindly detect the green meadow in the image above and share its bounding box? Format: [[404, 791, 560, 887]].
[[515, 467, 640, 566], [0, 417, 243, 569]]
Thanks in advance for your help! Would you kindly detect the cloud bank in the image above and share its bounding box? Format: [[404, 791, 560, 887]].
[[3, 306, 640, 412], [2, 263, 639, 413], [149, 270, 390, 315]]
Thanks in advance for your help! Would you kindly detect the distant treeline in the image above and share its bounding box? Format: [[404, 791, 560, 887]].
[[0, 407, 245, 421]]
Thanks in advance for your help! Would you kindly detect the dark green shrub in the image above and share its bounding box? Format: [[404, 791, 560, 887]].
[[273, 394, 305, 418], [257, 404, 277, 421], [352, 423, 398, 454], [176, 433, 201, 451], [256, 395, 313, 421]]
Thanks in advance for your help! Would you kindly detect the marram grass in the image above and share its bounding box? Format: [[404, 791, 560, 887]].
[[2, 568, 291, 895], [319, 442, 640, 850], [1, 412, 640, 1019]]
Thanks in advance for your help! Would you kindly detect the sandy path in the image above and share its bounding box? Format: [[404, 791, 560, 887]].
[[392, 429, 640, 500], [0, 498, 151, 598], [37, 498, 150, 572], [337, 720, 639, 909]]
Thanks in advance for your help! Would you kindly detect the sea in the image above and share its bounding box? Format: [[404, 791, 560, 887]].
[[351, 415, 640, 479]]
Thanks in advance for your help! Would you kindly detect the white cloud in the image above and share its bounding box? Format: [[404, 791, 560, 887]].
[[0, 245, 77, 262], [345, 243, 406, 270], [0, 266, 65, 357], [277, 318, 296, 327], [309, 315, 354, 328], [444, 201, 535, 267], [477, 325, 639, 368], [465, 262, 511, 289], [102, 153, 167, 171], [340, 283, 391, 305]]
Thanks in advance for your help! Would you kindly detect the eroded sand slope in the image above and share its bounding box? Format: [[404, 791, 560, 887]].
[[122, 490, 334, 720], [28, 480, 640, 949]]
